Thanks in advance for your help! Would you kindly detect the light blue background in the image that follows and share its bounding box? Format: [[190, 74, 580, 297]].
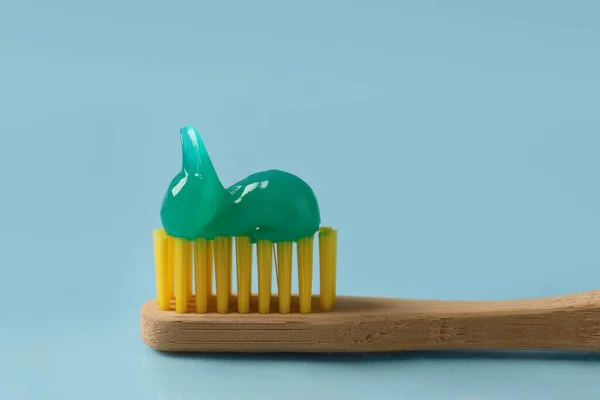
[[1, 0, 600, 399]]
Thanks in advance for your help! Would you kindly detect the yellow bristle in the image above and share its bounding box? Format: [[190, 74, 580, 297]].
[[152, 229, 170, 311], [194, 238, 209, 313], [153, 230, 162, 306], [331, 229, 337, 307], [319, 227, 337, 312], [174, 237, 191, 314], [166, 235, 175, 299], [187, 240, 193, 297], [214, 237, 230, 313], [276, 242, 293, 314], [206, 240, 214, 296], [227, 237, 233, 301], [297, 235, 314, 314], [235, 236, 252, 313], [257, 240, 272, 314]]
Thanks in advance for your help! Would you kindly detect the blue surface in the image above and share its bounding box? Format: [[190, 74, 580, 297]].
[[1, 0, 600, 399]]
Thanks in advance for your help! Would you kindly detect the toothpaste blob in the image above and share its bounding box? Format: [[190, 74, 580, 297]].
[[160, 125, 321, 243]]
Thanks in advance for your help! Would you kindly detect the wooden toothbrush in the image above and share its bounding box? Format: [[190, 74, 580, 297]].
[[142, 125, 600, 353], [141, 289, 600, 353]]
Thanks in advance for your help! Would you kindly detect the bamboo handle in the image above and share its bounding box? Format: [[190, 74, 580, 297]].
[[375, 289, 600, 352], [141, 290, 600, 353]]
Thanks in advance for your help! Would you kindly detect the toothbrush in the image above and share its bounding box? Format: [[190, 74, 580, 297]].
[[141, 126, 600, 353]]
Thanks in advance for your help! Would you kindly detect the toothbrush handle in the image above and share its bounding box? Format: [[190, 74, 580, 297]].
[[141, 290, 600, 353], [356, 290, 600, 352]]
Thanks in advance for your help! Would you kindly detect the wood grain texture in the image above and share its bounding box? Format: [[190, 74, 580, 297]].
[[140, 290, 600, 353]]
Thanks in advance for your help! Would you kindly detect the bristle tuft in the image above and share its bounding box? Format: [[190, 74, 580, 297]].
[[174, 237, 191, 313], [319, 227, 337, 311], [235, 236, 252, 313], [297, 235, 314, 314], [276, 242, 293, 313], [257, 240, 273, 314], [193, 238, 209, 313], [214, 237, 230, 313], [152, 229, 170, 310]]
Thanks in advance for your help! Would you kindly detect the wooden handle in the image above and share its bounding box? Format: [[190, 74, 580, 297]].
[[141, 290, 600, 353], [368, 289, 600, 352]]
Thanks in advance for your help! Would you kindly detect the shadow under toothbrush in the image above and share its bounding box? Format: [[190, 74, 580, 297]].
[[154, 349, 600, 364]]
